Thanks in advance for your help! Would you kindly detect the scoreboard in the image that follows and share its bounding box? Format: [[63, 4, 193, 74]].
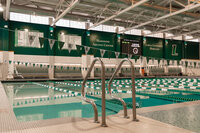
[[121, 39, 142, 55]]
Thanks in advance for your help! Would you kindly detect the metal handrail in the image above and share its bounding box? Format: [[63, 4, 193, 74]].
[[108, 58, 138, 121], [81, 58, 107, 127]]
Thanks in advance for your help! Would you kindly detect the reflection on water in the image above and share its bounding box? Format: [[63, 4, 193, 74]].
[[3, 82, 116, 122], [141, 105, 200, 133]]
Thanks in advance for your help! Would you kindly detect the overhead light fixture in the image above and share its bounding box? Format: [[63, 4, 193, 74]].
[[24, 29, 29, 32], [0, 4, 4, 12]]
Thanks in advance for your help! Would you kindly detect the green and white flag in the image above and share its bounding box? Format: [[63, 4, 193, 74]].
[[48, 39, 55, 49], [28, 35, 36, 45], [108, 51, 113, 58], [91, 48, 97, 55], [39, 37, 45, 48], [68, 43, 73, 53], [115, 52, 120, 58], [100, 49, 105, 58], [76, 45, 83, 55], [58, 41, 65, 50], [167, 60, 170, 66], [84, 46, 90, 55]]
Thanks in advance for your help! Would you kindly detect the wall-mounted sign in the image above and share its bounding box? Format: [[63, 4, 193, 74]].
[[121, 39, 142, 55]]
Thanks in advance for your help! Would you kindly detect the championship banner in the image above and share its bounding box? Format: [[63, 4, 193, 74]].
[[121, 39, 142, 56]]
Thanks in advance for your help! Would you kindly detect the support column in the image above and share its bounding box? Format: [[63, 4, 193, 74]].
[[81, 55, 94, 78], [0, 51, 14, 80], [48, 56, 55, 79], [163, 33, 168, 75], [7, 51, 14, 79], [164, 60, 169, 74], [181, 61, 187, 75]]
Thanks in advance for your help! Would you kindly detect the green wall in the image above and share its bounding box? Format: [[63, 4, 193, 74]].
[[0, 20, 199, 60], [184, 41, 199, 59], [0, 18, 9, 51], [86, 30, 117, 58], [164, 39, 182, 60], [54, 26, 86, 57], [9, 21, 50, 55], [143, 37, 164, 58]]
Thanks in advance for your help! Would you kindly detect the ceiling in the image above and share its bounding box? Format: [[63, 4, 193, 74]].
[[1, 0, 200, 39]]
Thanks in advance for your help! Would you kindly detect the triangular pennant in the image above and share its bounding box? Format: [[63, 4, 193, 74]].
[[39, 37, 45, 48], [68, 43, 73, 53], [108, 51, 113, 58], [167, 60, 170, 65], [48, 39, 55, 49], [115, 52, 120, 58], [84, 46, 90, 55], [28, 35, 36, 45], [76, 45, 83, 55], [58, 41, 65, 50], [172, 60, 175, 65], [128, 54, 133, 59], [152, 58, 155, 64], [91, 48, 98, 55], [146, 57, 150, 64], [162, 59, 165, 66], [194, 62, 197, 68], [135, 56, 139, 62], [177, 60, 180, 66], [157, 59, 161, 65], [185, 61, 188, 67], [100, 49, 105, 57]]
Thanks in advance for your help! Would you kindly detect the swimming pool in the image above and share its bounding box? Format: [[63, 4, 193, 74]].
[[3, 78, 200, 124]]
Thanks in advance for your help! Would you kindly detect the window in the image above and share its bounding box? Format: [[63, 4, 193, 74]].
[[10, 12, 30, 22], [15, 29, 44, 48], [58, 33, 81, 50]]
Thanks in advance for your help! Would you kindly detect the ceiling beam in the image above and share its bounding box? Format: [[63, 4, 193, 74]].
[[119, 2, 200, 33], [147, 19, 200, 35], [89, 0, 149, 29], [169, 29, 200, 39], [51, 0, 79, 26], [3, 0, 11, 21]]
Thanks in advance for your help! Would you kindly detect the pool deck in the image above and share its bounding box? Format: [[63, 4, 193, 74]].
[[0, 82, 196, 133]]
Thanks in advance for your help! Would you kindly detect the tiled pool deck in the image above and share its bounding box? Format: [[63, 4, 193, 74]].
[[0, 82, 197, 133]]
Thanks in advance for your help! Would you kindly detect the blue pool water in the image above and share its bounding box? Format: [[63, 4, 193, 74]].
[[3, 78, 200, 124]]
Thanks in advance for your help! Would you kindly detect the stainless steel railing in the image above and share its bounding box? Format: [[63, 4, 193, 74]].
[[108, 58, 138, 121], [81, 58, 107, 127]]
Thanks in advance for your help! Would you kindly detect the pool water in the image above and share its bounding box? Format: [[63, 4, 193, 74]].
[[140, 105, 200, 133], [3, 78, 200, 124]]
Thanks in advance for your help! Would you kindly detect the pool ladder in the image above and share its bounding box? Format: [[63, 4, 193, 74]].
[[108, 58, 138, 121], [81, 58, 107, 127], [81, 58, 138, 127]]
